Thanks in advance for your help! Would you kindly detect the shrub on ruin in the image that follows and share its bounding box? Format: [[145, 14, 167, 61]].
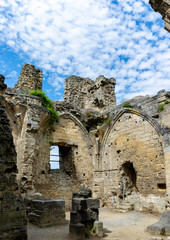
[[164, 100, 170, 105], [30, 90, 59, 125], [158, 100, 170, 111], [158, 104, 164, 111], [122, 103, 133, 108]]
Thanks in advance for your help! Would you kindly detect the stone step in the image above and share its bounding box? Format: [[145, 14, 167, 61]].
[[115, 204, 133, 213]]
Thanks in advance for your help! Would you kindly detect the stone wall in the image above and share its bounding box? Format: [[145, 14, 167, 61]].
[[64, 75, 116, 113], [5, 89, 50, 193], [93, 110, 166, 212], [0, 76, 27, 239], [14, 64, 43, 93], [149, 0, 170, 32], [3, 64, 170, 214], [35, 113, 94, 209]]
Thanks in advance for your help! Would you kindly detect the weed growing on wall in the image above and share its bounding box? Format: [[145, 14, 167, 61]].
[[158, 100, 170, 111], [158, 104, 164, 111], [30, 90, 59, 125], [122, 103, 133, 108]]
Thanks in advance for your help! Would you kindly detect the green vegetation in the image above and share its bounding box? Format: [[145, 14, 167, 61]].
[[158, 104, 164, 111], [30, 90, 59, 125], [105, 118, 112, 124], [164, 100, 170, 105], [86, 112, 91, 117], [122, 103, 133, 108], [91, 226, 96, 233], [158, 100, 170, 111]]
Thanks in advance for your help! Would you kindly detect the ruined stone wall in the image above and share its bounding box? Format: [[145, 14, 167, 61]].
[[3, 64, 169, 214], [35, 113, 94, 209], [93, 110, 166, 213], [149, 0, 170, 32], [64, 75, 116, 112], [14, 64, 43, 93], [5, 90, 50, 193], [109, 90, 170, 125], [0, 77, 27, 239]]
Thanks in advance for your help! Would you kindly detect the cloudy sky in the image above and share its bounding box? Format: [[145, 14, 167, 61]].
[[0, 0, 169, 103]]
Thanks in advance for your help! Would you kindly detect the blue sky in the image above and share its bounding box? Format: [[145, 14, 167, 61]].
[[0, 0, 169, 104]]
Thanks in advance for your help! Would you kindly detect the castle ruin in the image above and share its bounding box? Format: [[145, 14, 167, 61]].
[[0, 1, 170, 238], [1, 64, 169, 215]]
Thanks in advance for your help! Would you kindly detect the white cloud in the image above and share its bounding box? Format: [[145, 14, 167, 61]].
[[0, 0, 169, 103]]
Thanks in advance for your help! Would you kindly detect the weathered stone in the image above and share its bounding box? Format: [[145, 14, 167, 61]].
[[2, 63, 170, 215], [64, 75, 116, 113], [147, 211, 170, 235], [73, 188, 92, 199], [149, 0, 170, 32], [25, 199, 66, 227], [0, 76, 27, 239], [94, 221, 103, 237], [0, 75, 7, 94], [69, 223, 85, 240], [14, 64, 43, 93], [70, 211, 82, 224]]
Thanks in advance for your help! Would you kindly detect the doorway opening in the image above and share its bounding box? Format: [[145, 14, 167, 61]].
[[119, 161, 137, 199]]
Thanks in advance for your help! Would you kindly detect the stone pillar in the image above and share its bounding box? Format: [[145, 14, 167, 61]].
[[15, 64, 43, 93], [0, 75, 27, 239], [69, 188, 100, 239]]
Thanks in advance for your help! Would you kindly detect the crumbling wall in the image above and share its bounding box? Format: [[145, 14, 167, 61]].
[[35, 113, 94, 209], [110, 90, 170, 125], [94, 110, 166, 212], [149, 0, 170, 32], [64, 75, 116, 112], [5, 90, 50, 193], [3, 64, 169, 215], [0, 76, 27, 239], [14, 64, 43, 93]]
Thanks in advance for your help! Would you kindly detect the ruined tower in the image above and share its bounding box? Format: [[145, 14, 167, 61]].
[[14, 64, 43, 93], [64, 75, 116, 112]]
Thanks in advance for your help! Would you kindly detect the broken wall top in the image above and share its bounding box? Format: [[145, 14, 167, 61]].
[[149, 0, 170, 32], [64, 75, 116, 113], [14, 64, 43, 93]]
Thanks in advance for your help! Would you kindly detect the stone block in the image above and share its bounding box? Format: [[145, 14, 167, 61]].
[[86, 198, 100, 209], [25, 199, 66, 227], [69, 223, 85, 240], [70, 211, 82, 224], [147, 211, 170, 235], [150, 237, 163, 240], [94, 221, 103, 237], [72, 198, 87, 211], [81, 209, 99, 223], [73, 188, 92, 199]]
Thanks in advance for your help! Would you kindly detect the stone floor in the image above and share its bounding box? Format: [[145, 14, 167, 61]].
[[27, 208, 169, 240]]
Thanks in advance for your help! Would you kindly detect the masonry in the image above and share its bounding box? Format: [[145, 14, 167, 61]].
[[1, 64, 169, 216], [0, 75, 27, 239], [149, 0, 170, 32]]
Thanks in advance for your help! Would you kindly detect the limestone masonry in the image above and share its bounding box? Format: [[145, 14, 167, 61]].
[[149, 0, 170, 32], [0, 76, 27, 239], [0, 63, 170, 238]]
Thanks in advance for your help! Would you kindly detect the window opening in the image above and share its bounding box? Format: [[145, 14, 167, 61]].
[[50, 146, 60, 169]]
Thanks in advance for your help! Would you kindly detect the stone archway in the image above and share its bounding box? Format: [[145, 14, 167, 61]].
[[99, 109, 166, 212]]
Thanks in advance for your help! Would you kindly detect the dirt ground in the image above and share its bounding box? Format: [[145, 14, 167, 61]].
[[28, 208, 165, 240]]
